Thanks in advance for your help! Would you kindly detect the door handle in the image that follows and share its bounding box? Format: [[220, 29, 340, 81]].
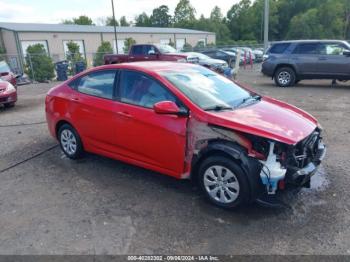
[[71, 97, 79, 101], [116, 111, 133, 118], [319, 57, 327, 60]]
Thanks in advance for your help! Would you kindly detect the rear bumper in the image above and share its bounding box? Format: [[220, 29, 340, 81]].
[[0, 91, 17, 105], [261, 62, 275, 77]]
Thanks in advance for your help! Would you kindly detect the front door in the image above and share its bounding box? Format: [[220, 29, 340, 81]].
[[317, 42, 350, 77], [114, 69, 188, 176]]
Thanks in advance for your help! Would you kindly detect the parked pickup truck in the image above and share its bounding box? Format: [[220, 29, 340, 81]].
[[104, 44, 198, 64]]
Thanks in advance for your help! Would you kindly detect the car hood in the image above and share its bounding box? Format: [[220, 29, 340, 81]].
[[199, 58, 227, 65], [206, 97, 318, 145]]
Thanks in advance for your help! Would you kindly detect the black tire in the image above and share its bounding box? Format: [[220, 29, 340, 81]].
[[274, 67, 296, 87], [4, 102, 15, 108], [58, 124, 84, 159], [197, 156, 250, 209]]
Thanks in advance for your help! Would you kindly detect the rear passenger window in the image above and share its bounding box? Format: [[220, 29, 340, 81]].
[[269, 43, 291, 54], [293, 43, 320, 54], [77, 70, 116, 99]]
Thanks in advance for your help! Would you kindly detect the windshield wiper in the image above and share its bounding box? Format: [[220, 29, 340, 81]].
[[235, 95, 261, 108], [204, 105, 233, 111]]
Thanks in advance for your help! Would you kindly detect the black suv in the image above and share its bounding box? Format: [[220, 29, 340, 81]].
[[262, 40, 350, 87]]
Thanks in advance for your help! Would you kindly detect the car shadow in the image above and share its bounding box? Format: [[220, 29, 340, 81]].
[[55, 151, 299, 222]]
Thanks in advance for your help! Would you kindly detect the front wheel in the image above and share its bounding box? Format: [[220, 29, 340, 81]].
[[197, 156, 250, 209], [58, 124, 84, 159], [274, 67, 296, 87]]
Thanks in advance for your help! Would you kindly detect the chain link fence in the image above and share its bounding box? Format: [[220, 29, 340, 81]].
[[1, 44, 266, 83]]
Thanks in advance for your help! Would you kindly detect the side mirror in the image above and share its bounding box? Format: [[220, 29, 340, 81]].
[[0, 72, 9, 77], [154, 101, 185, 116], [343, 50, 350, 57]]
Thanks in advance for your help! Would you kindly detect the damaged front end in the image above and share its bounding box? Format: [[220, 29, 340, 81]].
[[186, 115, 326, 205], [256, 128, 326, 205]]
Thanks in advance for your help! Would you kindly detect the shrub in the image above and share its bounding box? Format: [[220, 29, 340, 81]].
[[93, 41, 113, 66], [25, 44, 54, 82], [182, 42, 193, 51], [66, 41, 85, 74]]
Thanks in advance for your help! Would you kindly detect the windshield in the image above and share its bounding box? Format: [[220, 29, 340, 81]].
[[160, 66, 253, 110], [0, 61, 11, 73], [155, 44, 178, 54]]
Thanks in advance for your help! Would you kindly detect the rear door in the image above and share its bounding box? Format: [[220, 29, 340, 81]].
[[113, 69, 188, 176], [317, 42, 350, 77], [68, 70, 121, 153], [290, 42, 321, 76]]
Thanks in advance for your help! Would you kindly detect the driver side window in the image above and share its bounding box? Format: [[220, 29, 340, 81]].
[[119, 70, 180, 109]]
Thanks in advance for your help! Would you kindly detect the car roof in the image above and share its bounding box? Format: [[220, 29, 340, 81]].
[[89, 62, 200, 74], [271, 39, 349, 44]]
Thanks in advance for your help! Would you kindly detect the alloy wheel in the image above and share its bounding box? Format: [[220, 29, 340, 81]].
[[203, 165, 240, 204], [60, 129, 77, 155], [278, 71, 291, 86]]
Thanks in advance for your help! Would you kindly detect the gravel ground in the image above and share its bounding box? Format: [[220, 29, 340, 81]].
[[0, 66, 350, 255]]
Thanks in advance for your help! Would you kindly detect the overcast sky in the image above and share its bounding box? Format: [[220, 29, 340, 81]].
[[0, 0, 239, 24]]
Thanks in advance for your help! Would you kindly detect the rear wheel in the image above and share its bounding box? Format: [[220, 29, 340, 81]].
[[274, 67, 296, 87], [58, 124, 84, 159], [197, 156, 250, 209]]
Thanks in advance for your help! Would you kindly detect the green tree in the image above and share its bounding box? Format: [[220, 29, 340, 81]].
[[62, 15, 94, 25], [210, 6, 223, 23], [286, 9, 323, 39], [93, 41, 113, 66], [135, 12, 152, 26], [174, 0, 196, 28], [120, 16, 130, 26], [66, 41, 85, 74], [150, 5, 172, 27], [105, 16, 119, 26], [25, 44, 54, 82], [62, 19, 74, 24], [123, 38, 136, 53]]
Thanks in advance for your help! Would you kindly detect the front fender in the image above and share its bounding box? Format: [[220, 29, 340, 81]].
[[192, 140, 264, 202]]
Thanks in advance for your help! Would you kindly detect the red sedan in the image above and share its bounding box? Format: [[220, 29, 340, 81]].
[[45, 62, 326, 208], [0, 79, 17, 108]]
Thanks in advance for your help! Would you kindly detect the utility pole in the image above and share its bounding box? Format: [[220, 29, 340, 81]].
[[264, 0, 269, 52], [111, 0, 118, 54]]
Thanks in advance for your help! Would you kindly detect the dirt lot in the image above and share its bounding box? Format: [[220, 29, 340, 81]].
[[1, 66, 350, 255]]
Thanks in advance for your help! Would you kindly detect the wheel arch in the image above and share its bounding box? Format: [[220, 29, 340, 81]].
[[191, 140, 264, 202], [55, 119, 76, 139], [273, 64, 298, 79]]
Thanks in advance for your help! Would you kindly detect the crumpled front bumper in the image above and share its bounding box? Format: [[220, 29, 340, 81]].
[[289, 140, 326, 187], [256, 139, 326, 208]]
